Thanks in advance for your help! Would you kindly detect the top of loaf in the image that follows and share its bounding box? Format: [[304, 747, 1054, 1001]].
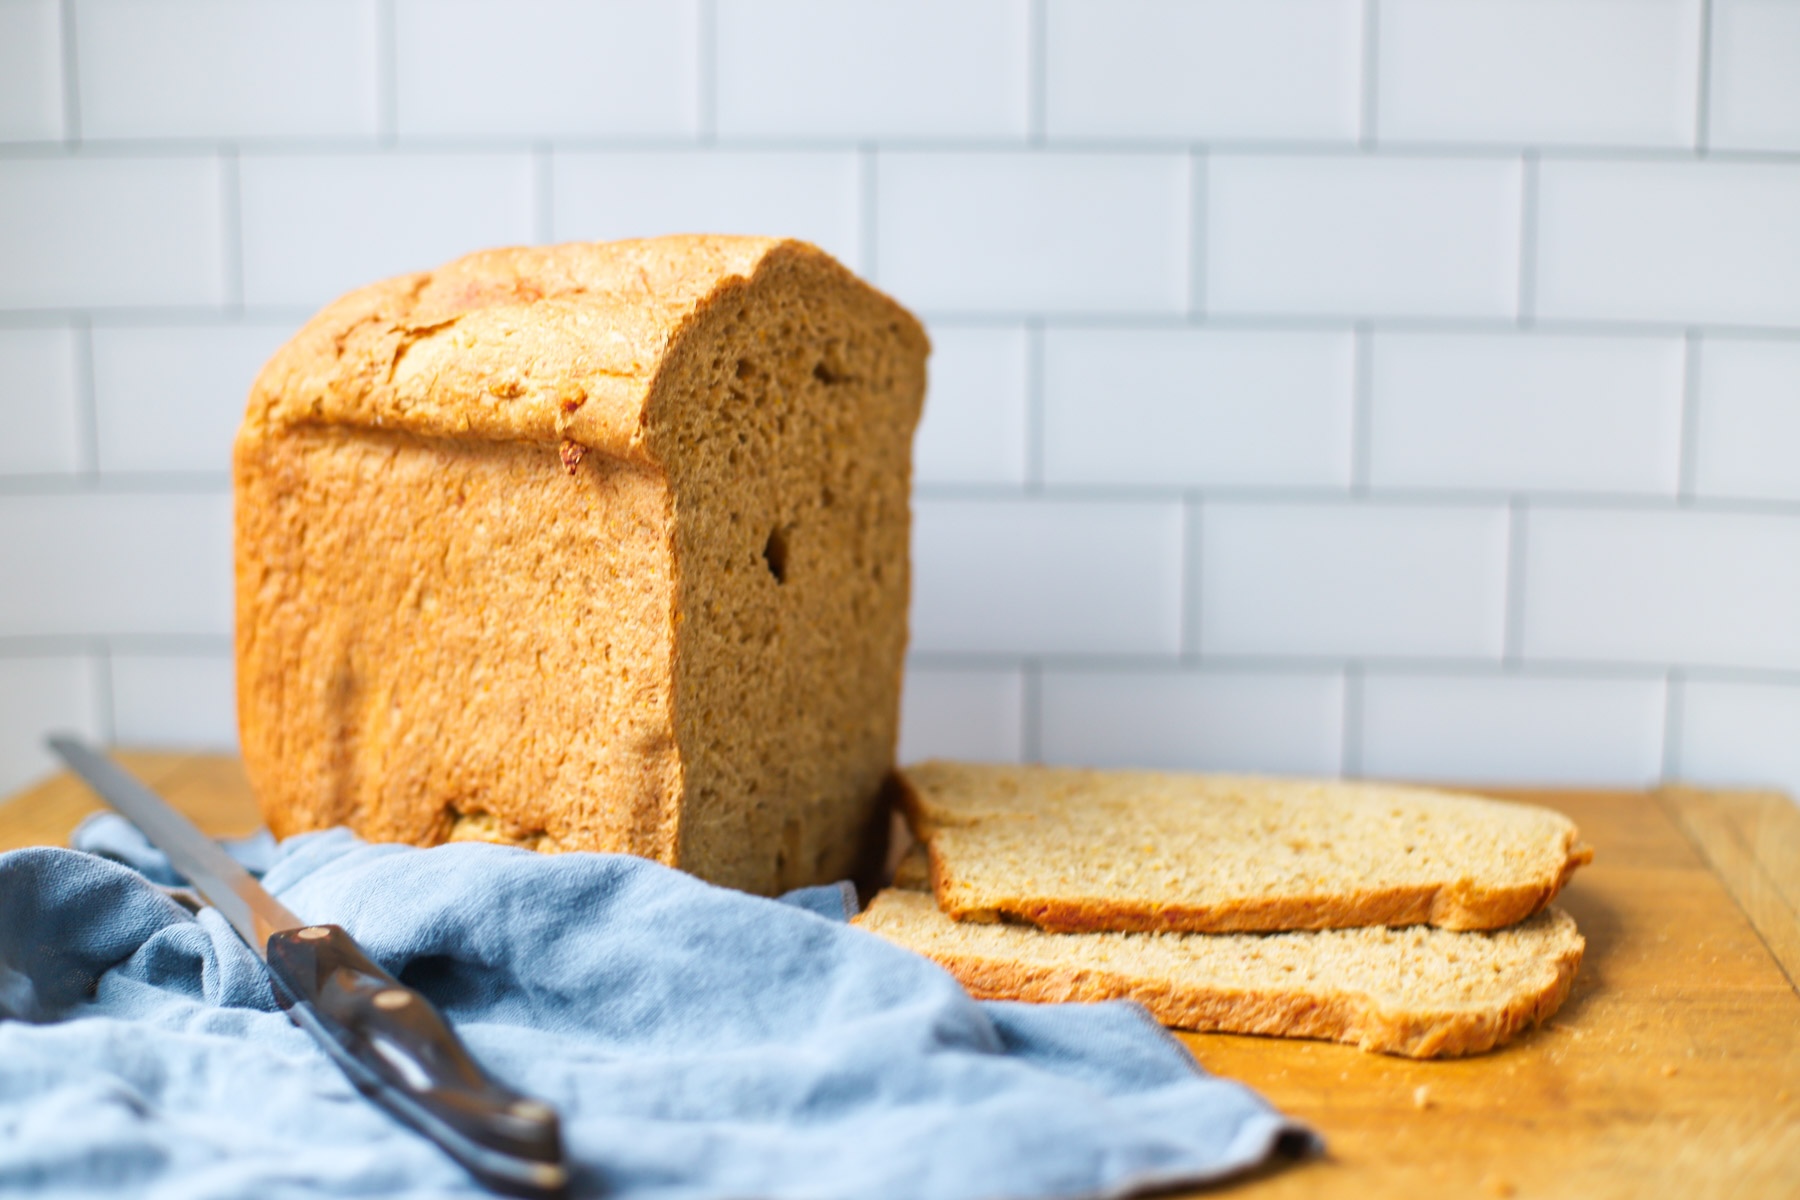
[[242, 235, 925, 466]]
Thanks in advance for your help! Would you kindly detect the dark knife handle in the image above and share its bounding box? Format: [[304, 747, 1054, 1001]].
[[265, 924, 568, 1198]]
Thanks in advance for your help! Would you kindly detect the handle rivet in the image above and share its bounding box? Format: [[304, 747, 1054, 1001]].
[[511, 1099, 553, 1121], [373, 988, 412, 1010], [297, 926, 331, 941]]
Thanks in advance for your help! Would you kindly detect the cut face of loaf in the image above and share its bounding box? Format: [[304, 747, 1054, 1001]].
[[901, 762, 1592, 932], [852, 888, 1585, 1059], [235, 237, 928, 894]]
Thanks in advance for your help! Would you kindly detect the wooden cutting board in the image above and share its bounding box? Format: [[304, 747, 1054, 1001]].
[[4, 755, 1797, 1198]]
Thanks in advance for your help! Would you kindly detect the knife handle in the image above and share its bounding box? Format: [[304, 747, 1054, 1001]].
[[265, 924, 568, 1199]]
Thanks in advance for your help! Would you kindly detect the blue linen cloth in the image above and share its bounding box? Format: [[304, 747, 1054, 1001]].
[[0, 815, 1316, 1199]]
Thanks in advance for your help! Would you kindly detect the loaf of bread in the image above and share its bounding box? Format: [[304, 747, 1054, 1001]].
[[853, 886, 1584, 1058], [235, 236, 928, 895], [901, 762, 1591, 932]]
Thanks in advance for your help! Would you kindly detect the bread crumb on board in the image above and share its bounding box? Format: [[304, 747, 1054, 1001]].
[[1412, 1084, 1434, 1110]]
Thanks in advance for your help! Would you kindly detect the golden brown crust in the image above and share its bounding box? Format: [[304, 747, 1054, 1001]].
[[852, 892, 1586, 1059], [932, 942, 1582, 1058], [243, 236, 926, 464], [898, 765, 1594, 934]]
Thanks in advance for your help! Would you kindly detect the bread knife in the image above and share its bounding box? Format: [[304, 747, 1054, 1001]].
[[46, 735, 569, 1199]]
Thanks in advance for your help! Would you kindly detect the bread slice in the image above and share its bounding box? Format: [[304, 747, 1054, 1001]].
[[900, 762, 1591, 933], [236, 237, 927, 895], [852, 887, 1584, 1058]]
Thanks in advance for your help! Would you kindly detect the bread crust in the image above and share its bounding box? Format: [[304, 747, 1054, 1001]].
[[237, 236, 927, 892], [853, 892, 1586, 1059], [932, 937, 1582, 1058], [900, 765, 1593, 934]]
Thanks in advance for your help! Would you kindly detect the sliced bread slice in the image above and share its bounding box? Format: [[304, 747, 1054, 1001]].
[[852, 887, 1584, 1058], [900, 762, 1592, 934]]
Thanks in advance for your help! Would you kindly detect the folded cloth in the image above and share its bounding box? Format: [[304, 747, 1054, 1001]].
[[0, 816, 1316, 1200]]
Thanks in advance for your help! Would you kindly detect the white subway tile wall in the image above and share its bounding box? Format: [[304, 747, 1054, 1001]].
[[91, 323, 296, 474], [1358, 672, 1668, 786], [0, 327, 82, 475], [716, 0, 1028, 140], [0, 1, 1795, 804], [1376, 0, 1701, 147], [395, 0, 698, 138], [76, 0, 380, 140], [1367, 333, 1686, 494], [1707, 0, 1800, 152], [1205, 155, 1522, 317], [0, 0, 63, 143]]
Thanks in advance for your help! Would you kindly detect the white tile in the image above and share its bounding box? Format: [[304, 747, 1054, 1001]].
[[1360, 673, 1667, 786], [77, 0, 378, 139], [898, 667, 1024, 764], [912, 499, 1184, 654], [1378, 0, 1701, 146], [396, 0, 697, 137], [0, 327, 81, 475], [240, 153, 535, 308], [1045, 0, 1361, 141], [0, 158, 224, 309], [1535, 161, 1800, 326], [717, 0, 1027, 139], [1708, 0, 1800, 152], [1695, 339, 1800, 502], [1676, 680, 1800, 799], [1198, 502, 1509, 658], [1039, 669, 1345, 774], [0, 655, 101, 796], [91, 323, 296, 474], [110, 653, 237, 749], [914, 326, 1028, 486], [553, 151, 861, 273], [1523, 509, 1800, 671], [1206, 155, 1521, 318], [0, 0, 63, 141], [875, 152, 1189, 313], [1043, 328, 1354, 487], [1369, 333, 1686, 494], [0, 493, 232, 637]]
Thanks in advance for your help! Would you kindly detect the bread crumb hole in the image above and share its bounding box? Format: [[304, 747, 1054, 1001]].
[[763, 525, 789, 584], [813, 360, 843, 385]]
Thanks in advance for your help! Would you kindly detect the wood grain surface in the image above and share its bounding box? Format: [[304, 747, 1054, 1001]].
[[4, 757, 1797, 1198]]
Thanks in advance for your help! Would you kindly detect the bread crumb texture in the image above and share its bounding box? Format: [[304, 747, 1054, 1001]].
[[235, 236, 928, 894], [852, 888, 1585, 1059], [901, 762, 1593, 932]]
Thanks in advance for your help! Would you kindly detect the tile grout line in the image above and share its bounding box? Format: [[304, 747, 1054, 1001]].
[[1678, 329, 1703, 503], [1341, 663, 1365, 778], [1021, 659, 1043, 764], [220, 146, 243, 312], [70, 314, 98, 480], [696, 0, 717, 145], [1188, 148, 1207, 318], [858, 144, 878, 282], [1350, 322, 1374, 494], [1179, 495, 1201, 658], [1695, 0, 1714, 153], [532, 144, 554, 243], [58, 0, 81, 144], [1359, 0, 1381, 149], [1027, 0, 1047, 147], [94, 641, 116, 746], [1661, 667, 1685, 782], [1516, 151, 1539, 325], [1024, 318, 1046, 491], [375, 0, 398, 146], [1503, 495, 1529, 667]]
